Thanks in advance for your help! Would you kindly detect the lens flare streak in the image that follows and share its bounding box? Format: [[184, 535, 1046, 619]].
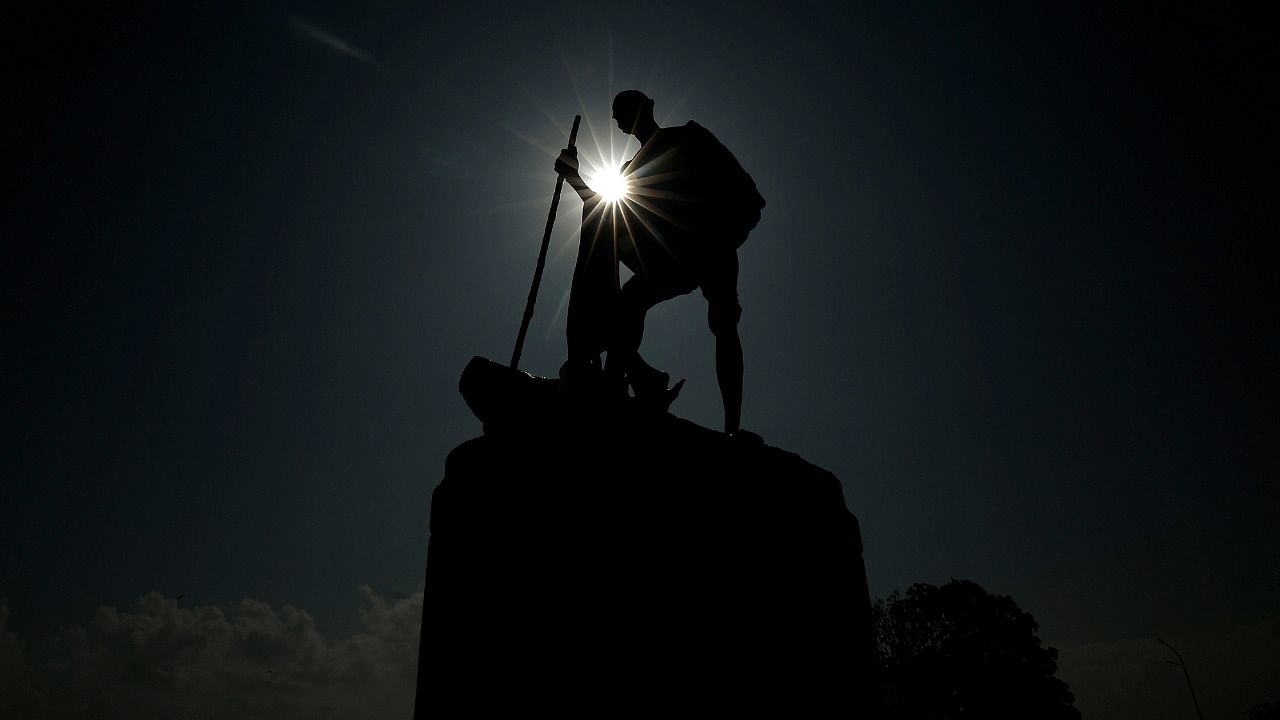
[[584, 164, 631, 203]]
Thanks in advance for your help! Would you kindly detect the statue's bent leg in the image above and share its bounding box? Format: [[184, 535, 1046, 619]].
[[608, 273, 693, 394]]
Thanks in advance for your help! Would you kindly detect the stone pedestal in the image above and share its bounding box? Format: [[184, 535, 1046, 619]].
[[414, 358, 879, 716]]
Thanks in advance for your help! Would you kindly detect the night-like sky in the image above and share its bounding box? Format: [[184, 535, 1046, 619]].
[[6, 3, 1277, 717]]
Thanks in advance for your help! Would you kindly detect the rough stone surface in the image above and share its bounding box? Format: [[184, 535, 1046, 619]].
[[416, 357, 879, 715]]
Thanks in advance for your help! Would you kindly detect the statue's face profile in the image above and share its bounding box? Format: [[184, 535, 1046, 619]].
[[611, 91, 651, 137], [613, 109, 638, 136]]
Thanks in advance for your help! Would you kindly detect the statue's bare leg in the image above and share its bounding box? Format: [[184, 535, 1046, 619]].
[[704, 251, 743, 434], [715, 326, 743, 434]]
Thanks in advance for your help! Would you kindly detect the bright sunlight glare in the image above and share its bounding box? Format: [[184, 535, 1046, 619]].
[[585, 164, 630, 203]]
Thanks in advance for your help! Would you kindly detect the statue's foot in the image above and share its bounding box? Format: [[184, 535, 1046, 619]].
[[628, 369, 667, 399], [664, 379, 686, 410], [630, 372, 684, 412], [558, 357, 614, 401]]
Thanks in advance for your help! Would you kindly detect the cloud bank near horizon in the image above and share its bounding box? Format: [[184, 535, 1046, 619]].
[[2, 590, 1275, 718], [0, 589, 420, 720]]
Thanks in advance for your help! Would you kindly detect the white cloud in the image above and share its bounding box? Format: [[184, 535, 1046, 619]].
[[0, 588, 421, 720]]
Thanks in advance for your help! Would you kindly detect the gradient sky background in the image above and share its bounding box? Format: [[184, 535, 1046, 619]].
[[7, 2, 1277, 717]]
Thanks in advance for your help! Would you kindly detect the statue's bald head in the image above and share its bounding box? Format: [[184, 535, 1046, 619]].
[[612, 90, 655, 137]]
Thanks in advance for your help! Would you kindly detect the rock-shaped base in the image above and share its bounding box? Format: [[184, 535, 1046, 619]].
[[415, 358, 879, 715]]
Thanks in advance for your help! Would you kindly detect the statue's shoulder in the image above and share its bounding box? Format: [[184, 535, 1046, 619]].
[[674, 120, 709, 141]]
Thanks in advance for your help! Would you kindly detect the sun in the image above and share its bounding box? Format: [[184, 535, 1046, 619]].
[[585, 163, 630, 203]]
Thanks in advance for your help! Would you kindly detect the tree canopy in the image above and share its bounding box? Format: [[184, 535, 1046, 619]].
[[874, 579, 1080, 720]]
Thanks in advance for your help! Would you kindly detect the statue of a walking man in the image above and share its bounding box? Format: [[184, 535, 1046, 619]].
[[557, 90, 764, 436]]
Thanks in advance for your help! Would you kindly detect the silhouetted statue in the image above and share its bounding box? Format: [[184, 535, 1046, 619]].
[[557, 90, 765, 434], [415, 97, 881, 720]]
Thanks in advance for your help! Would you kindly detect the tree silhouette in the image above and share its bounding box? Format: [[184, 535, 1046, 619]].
[[1250, 701, 1280, 720], [873, 579, 1081, 720]]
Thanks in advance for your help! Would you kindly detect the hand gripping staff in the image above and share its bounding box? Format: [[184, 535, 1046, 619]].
[[510, 114, 581, 369]]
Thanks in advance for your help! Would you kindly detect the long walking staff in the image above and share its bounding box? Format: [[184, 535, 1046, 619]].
[[510, 114, 581, 369]]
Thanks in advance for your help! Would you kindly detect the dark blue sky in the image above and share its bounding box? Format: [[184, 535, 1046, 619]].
[[6, 0, 1276, 681]]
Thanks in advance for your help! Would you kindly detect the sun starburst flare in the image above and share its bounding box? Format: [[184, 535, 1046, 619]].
[[585, 163, 631, 203]]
